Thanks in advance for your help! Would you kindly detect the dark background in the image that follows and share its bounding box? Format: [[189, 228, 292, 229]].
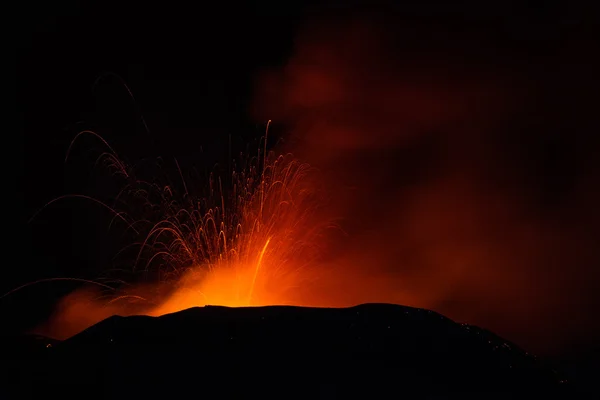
[[11, 0, 599, 387]]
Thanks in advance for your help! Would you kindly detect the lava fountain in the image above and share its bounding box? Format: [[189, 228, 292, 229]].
[[32, 124, 337, 338], [144, 143, 332, 315]]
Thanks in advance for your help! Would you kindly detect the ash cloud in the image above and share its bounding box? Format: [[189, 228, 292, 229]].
[[253, 9, 599, 355]]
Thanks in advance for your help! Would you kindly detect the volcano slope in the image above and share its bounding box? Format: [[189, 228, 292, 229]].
[[4, 304, 573, 399]]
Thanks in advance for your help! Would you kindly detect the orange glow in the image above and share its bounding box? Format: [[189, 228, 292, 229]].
[[28, 13, 599, 360], [36, 129, 340, 339], [138, 146, 334, 312]]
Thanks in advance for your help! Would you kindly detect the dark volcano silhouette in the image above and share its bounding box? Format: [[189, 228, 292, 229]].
[[4, 304, 573, 399]]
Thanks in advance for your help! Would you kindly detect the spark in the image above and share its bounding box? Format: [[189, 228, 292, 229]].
[[248, 237, 272, 306], [27, 194, 139, 235], [22, 124, 334, 338], [0, 278, 116, 301], [92, 71, 151, 136]]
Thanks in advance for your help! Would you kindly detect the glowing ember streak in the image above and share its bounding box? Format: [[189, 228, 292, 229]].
[[20, 126, 336, 339], [248, 237, 271, 306]]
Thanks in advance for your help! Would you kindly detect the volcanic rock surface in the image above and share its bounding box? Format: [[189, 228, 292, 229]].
[[3, 304, 573, 399]]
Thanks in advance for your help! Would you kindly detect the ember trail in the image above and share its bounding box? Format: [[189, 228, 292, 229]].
[[28, 124, 334, 338]]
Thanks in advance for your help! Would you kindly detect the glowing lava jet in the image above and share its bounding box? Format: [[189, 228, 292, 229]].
[[35, 125, 336, 339], [145, 149, 331, 315]]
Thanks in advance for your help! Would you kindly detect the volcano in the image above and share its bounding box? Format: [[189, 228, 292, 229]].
[[4, 304, 573, 399]]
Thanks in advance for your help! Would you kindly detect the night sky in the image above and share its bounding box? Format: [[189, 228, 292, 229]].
[[13, 0, 599, 373]]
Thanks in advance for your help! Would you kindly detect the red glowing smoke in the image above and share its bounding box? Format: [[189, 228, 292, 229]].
[[252, 11, 600, 356]]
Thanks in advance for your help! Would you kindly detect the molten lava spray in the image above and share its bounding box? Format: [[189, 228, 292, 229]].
[[39, 128, 337, 339]]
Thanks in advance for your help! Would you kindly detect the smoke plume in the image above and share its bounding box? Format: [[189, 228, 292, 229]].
[[252, 10, 599, 356]]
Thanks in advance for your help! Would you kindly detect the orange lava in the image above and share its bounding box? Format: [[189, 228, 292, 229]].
[[37, 132, 340, 339], [149, 238, 296, 315]]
